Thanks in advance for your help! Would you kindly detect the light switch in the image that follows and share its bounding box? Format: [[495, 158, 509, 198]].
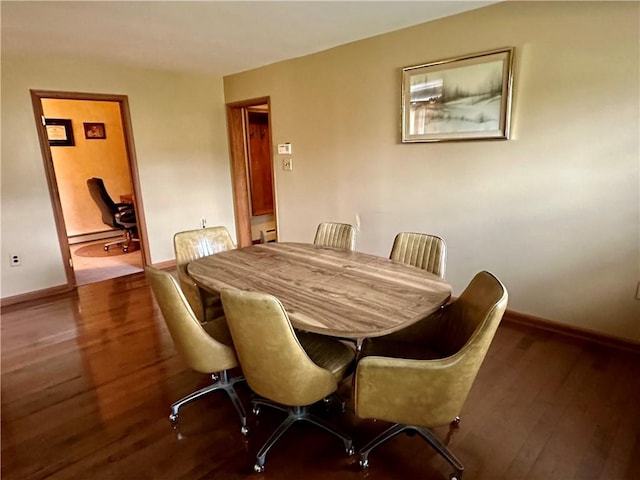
[[283, 158, 293, 171]]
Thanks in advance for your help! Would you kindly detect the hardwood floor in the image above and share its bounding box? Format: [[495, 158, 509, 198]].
[[2, 272, 639, 479]]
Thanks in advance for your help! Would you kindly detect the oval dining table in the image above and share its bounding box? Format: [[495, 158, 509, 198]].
[[187, 242, 452, 339]]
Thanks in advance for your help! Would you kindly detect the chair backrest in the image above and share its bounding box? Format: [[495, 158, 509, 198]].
[[436, 271, 507, 359], [173, 226, 236, 279], [389, 232, 446, 278], [145, 266, 237, 374], [220, 288, 337, 406], [313, 222, 356, 251], [87, 177, 119, 228], [355, 271, 507, 427]]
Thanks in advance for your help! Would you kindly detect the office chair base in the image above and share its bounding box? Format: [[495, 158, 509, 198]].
[[169, 370, 247, 433], [251, 400, 354, 472], [103, 231, 139, 252], [359, 423, 464, 479]]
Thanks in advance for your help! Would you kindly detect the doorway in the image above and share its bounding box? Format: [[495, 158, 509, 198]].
[[226, 98, 277, 247], [30, 90, 149, 287]]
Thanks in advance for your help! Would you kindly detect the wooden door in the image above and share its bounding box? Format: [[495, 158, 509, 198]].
[[247, 111, 274, 216]]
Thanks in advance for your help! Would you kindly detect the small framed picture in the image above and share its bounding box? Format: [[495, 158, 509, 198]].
[[83, 122, 106, 140], [45, 118, 75, 146]]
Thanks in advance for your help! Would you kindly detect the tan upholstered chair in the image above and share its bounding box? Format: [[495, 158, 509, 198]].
[[173, 226, 235, 323], [220, 288, 356, 473], [354, 271, 508, 480], [145, 267, 247, 433], [389, 231, 447, 279], [313, 222, 356, 251]]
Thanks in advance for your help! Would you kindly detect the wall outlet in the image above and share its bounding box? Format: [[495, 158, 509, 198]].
[[10, 254, 21, 267], [200, 217, 207, 229]]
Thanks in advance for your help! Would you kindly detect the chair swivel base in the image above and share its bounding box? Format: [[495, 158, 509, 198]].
[[169, 370, 248, 434], [250, 398, 354, 473], [359, 423, 464, 480], [103, 230, 139, 253]]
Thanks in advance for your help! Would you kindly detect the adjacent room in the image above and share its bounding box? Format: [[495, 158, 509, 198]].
[[2, 1, 638, 479]]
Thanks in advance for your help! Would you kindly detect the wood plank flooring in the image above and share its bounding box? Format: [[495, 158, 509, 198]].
[[2, 272, 639, 479]]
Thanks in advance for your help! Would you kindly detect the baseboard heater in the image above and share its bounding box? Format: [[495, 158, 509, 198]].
[[260, 228, 277, 243]]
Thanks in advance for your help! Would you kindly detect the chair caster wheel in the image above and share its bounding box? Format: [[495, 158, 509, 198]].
[[169, 413, 178, 425], [241, 425, 249, 435], [346, 446, 355, 456], [254, 463, 264, 473], [451, 416, 461, 427], [359, 458, 369, 469], [450, 474, 462, 480], [252, 406, 260, 415]]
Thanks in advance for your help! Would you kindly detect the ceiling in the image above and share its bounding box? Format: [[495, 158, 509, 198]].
[[1, 1, 497, 77]]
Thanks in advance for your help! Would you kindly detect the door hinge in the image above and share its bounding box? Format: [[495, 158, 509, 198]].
[[41, 115, 46, 126], [68, 258, 73, 268]]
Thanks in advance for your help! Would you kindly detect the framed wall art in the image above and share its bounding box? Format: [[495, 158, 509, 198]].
[[401, 47, 514, 143], [45, 118, 75, 147], [83, 122, 106, 139]]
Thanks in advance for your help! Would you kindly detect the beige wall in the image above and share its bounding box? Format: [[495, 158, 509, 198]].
[[224, 2, 640, 341], [1, 56, 235, 298], [42, 98, 132, 237]]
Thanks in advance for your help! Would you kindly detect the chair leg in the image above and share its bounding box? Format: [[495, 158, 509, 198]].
[[359, 423, 410, 468], [122, 229, 140, 252], [322, 391, 346, 412], [413, 426, 464, 479], [169, 370, 247, 433], [103, 232, 129, 251], [301, 410, 353, 454], [253, 405, 353, 473], [103, 229, 139, 252], [218, 370, 248, 434], [254, 412, 298, 472], [251, 396, 288, 416], [359, 423, 464, 479]]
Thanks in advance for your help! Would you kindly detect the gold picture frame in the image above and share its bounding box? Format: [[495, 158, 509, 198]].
[[402, 47, 514, 143]]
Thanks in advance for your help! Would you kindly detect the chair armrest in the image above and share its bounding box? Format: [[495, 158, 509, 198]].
[[115, 203, 134, 215], [176, 270, 205, 319], [115, 212, 135, 226], [354, 352, 479, 428]]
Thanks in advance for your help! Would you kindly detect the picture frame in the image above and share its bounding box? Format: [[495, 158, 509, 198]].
[[401, 47, 514, 143], [45, 118, 75, 147], [83, 122, 106, 139]]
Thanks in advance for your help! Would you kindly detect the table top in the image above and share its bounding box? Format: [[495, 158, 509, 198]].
[[187, 242, 452, 339]]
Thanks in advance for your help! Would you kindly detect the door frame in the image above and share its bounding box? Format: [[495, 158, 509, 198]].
[[30, 90, 150, 287], [226, 97, 277, 247]]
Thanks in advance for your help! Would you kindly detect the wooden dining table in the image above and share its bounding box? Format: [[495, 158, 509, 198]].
[[187, 242, 452, 339]]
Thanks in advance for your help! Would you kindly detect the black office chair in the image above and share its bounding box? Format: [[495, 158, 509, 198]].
[[86, 177, 138, 252]]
